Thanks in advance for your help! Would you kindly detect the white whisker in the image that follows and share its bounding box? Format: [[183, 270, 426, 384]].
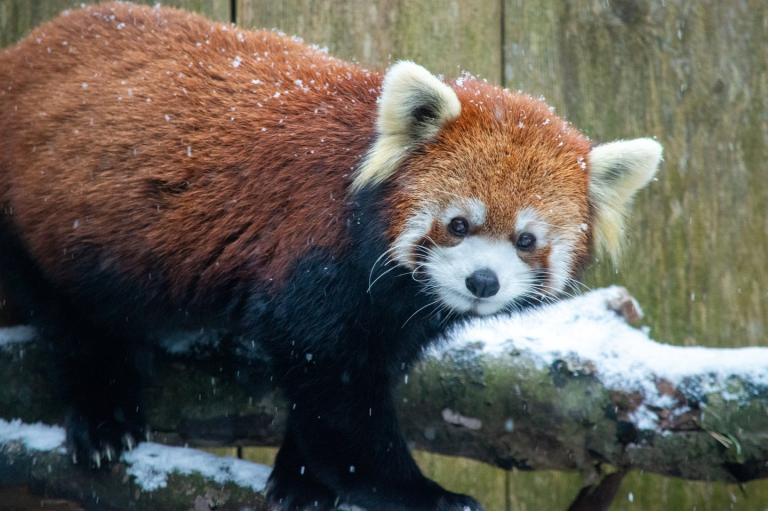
[[367, 264, 402, 293], [368, 246, 399, 291], [402, 300, 439, 328]]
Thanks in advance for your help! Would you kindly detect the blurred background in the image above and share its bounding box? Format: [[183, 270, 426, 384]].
[[1, 0, 766, 509]]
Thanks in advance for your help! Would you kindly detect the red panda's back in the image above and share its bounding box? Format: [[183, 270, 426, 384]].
[[0, 3, 380, 304]]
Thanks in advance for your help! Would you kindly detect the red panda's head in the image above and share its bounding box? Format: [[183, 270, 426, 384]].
[[356, 62, 662, 316]]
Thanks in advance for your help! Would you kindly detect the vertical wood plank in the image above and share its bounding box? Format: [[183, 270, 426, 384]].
[[236, 0, 502, 82], [505, 0, 768, 348], [0, 0, 230, 48]]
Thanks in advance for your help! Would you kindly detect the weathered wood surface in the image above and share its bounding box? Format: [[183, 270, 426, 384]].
[[0, 0, 230, 48], [503, 0, 768, 349], [236, 0, 502, 83]]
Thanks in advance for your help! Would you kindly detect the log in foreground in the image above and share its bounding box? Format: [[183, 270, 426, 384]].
[[1, 286, 768, 510], [0, 421, 269, 510]]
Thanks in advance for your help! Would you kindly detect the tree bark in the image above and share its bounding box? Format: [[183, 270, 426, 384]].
[[2, 287, 767, 510]]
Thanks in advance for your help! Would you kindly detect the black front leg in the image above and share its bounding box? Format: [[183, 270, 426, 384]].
[[52, 319, 151, 467], [0, 226, 149, 468], [267, 355, 481, 511], [267, 416, 339, 510]]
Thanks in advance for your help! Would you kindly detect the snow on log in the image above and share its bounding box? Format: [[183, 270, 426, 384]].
[[0, 419, 270, 510], [1, 286, 767, 508], [406, 286, 768, 483]]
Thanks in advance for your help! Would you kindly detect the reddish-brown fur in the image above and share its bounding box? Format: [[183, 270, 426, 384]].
[[0, 3, 379, 302], [0, 5, 590, 304], [0, 3, 593, 301]]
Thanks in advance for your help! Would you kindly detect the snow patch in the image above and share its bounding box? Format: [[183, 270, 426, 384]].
[[123, 442, 271, 492], [0, 419, 270, 493], [442, 286, 768, 430], [0, 419, 65, 451]]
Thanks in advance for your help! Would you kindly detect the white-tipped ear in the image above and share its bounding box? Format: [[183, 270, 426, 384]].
[[588, 138, 663, 261], [352, 61, 461, 192]]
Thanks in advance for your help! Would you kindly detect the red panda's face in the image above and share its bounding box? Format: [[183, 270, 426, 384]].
[[356, 63, 662, 316], [385, 97, 593, 315]]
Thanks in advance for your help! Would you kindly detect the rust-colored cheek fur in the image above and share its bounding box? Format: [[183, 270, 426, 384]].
[[0, 3, 379, 300], [383, 83, 595, 275]]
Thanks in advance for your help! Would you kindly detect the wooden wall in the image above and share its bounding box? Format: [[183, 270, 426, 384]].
[[0, 0, 230, 47], [1, 0, 766, 346], [501, 0, 768, 349]]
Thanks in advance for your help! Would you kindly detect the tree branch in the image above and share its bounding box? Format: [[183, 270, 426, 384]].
[[0, 426, 269, 510], [2, 287, 767, 509]]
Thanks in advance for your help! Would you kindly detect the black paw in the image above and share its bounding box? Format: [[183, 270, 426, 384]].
[[66, 406, 149, 468], [266, 469, 338, 511]]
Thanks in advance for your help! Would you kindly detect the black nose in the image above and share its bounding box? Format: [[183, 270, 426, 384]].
[[465, 268, 500, 298]]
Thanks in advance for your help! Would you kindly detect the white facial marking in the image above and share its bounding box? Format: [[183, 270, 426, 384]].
[[393, 205, 578, 316], [391, 205, 435, 269], [427, 237, 532, 315], [393, 199, 486, 269], [516, 208, 575, 295], [548, 242, 575, 294], [515, 208, 549, 246], [440, 198, 486, 226]]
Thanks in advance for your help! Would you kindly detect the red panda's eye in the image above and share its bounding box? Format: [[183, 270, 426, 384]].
[[449, 217, 469, 236], [516, 232, 536, 250]]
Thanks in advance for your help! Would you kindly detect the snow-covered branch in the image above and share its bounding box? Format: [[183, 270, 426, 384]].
[[405, 287, 768, 483], [0, 420, 269, 509], [2, 287, 768, 509]]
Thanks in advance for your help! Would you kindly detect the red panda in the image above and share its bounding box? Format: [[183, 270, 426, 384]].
[[0, 4, 662, 510]]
